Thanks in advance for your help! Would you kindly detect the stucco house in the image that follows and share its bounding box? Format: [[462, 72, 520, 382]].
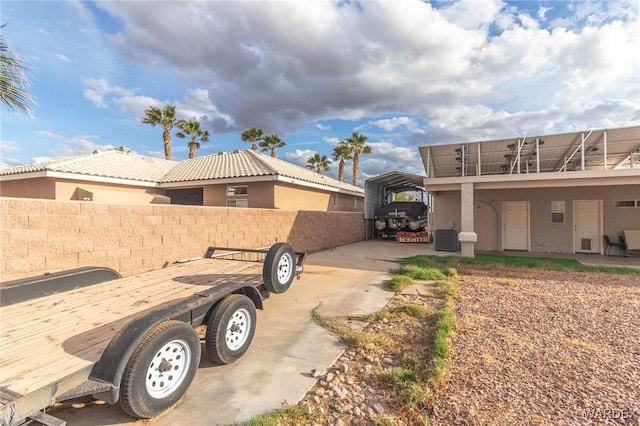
[[419, 126, 640, 257], [0, 149, 364, 212]]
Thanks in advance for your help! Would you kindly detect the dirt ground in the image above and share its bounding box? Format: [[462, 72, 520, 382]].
[[430, 269, 640, 426]]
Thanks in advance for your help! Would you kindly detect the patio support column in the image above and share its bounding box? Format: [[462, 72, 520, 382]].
[[458, 183, 477, 258]]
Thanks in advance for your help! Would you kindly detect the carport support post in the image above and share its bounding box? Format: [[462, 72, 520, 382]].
[[458, 183, 477, 257]]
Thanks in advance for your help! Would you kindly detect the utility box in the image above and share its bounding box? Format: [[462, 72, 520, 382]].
[[435, 229, 458, 251]]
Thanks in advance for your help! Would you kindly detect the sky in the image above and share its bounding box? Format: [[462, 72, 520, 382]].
[[1, 0, 639, 185]]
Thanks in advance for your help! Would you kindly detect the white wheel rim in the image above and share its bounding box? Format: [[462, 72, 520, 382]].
[[277, 253, 293, 284], [226, 307, 251, 351], [145, 339, 192, 399]]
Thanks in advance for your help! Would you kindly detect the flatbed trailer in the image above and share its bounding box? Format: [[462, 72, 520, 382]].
[[0, 243, 305, 426]]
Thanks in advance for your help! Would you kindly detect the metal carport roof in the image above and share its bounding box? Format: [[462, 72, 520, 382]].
[[364, 171, 426, 220]]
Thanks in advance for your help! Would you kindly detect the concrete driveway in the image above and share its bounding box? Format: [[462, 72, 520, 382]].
[[52, 240, 433, 426]]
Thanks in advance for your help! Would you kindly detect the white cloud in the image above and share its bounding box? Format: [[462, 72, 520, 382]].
[[361, 116, 426, 135], [31, 130, 119, 160], [0, 140, 22, 152], [54, 53, 70, 62], [537, 6, 553, 20], [83, 78, 135, 108], [285, 149, 317, 168], [6, 0, 639, 170], [96, 0, 637, 138]]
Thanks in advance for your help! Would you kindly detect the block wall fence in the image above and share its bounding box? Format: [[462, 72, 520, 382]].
[[0, 198, 366, 282]]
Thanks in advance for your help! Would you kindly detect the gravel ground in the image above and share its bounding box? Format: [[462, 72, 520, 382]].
[[430, 270, 640, 426]]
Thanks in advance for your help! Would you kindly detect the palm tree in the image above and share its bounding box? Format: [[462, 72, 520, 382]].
[[306, 152, 331, 174], [142, 104, 178, 160], [241, 127, 264, 151], [260, 134, 286, 158], [344, 131, 372, 186], [0, 24, 34, 115], [176, 120, 211, 159], [332, 141, 352, 183]]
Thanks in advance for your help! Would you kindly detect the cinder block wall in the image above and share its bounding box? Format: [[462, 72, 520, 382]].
[[0, 198, 364, 281]]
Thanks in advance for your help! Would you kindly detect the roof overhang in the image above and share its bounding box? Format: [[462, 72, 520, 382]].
[[0, 171, 159, 188], [160, 175, 364, 197], [424, 168, 640, 193]]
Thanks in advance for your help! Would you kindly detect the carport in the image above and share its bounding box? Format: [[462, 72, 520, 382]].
[[364, 171, 431, 240]]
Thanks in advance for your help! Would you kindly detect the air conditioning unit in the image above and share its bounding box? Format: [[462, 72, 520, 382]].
[[435, 229, 458, 251]]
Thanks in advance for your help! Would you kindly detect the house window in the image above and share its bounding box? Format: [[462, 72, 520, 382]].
[[226, 186, 248, 196], [353, 197, 357, 209], [615, 200, 637, 208], [226, 199, 248, 208], [551, 201, 565, 223], [333, 194, 339, 207]]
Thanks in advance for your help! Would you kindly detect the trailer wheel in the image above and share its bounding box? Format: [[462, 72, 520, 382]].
[[206, 294, 257, 364], [263, 242, 295, 294], [119, 320, 201, 419]]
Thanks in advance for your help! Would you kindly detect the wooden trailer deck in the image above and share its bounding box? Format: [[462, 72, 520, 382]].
[[0, 257, 264, 404]]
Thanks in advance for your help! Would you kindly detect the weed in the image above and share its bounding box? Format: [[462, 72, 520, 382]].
[[498, 278, 519, 287], [386, 274, 413, 291], [242, 403, 314, 425], [390, 303, 430, 319], [566, 339, 601, 352], [393, 264, 446, 280]]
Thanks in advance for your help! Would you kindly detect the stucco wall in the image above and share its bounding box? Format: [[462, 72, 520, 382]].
[[203, 181, 276, 208], [0, 197, 365, 281], [432, 184, 640, 253], [55, 179, 170, 204], [0, 178, 56, 199], [274, 182, 363, 212]]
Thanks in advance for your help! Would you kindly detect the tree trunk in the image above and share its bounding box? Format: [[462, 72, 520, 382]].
[[189, 144, 196, 159], [163, 129, 172, 160], [338, 159, 345, 182], [271, 149, 276, 158], [352, 152, 360, 186]]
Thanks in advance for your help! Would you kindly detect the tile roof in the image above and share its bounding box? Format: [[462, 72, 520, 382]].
[[162, 150, 364, 193], [0, 150, 177, 182], [1, 149, 364, 194]]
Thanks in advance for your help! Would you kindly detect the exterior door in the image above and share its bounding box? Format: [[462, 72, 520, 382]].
[[574, 200, 601, 253], [502, 201, 529, 251], [475, 201, 497, 251]]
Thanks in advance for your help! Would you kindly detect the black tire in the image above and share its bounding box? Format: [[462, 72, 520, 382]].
[[262, 242, 296, 294], [119, 321, 201, 419], [205, 294, 257, 364]]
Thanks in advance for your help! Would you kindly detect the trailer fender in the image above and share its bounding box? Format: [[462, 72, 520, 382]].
[[90, 285, 263, 404]]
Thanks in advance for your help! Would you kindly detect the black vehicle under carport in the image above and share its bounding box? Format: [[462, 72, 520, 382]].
[[364, 171, 432, 240]]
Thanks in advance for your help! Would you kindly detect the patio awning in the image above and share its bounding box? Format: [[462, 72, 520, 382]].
[[419, 126, 640, 178]]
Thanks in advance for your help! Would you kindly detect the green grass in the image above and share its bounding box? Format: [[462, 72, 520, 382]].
[[398, 253, 640, 275], [241, 403, 312, 425], [386, 275, 414, 291], [379, 259, 459, 416]]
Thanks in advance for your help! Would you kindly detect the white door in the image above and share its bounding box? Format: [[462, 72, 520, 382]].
[[574, 200, 601, 253], [502, 201, 529, 251]]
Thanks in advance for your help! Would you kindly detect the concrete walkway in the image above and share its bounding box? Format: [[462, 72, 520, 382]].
[[49, 240, 640, 425], [52, 240, 432, 426]]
